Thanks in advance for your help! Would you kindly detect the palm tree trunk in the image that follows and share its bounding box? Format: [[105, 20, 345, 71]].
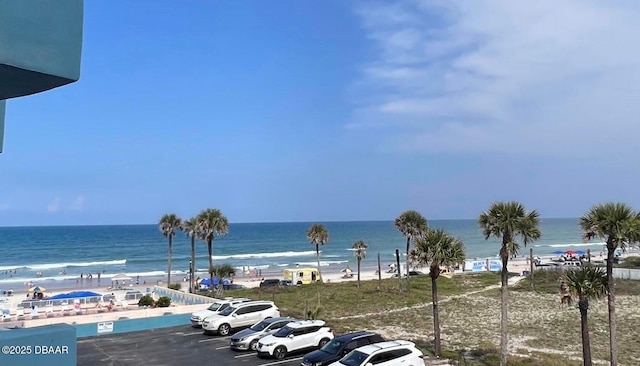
[[605, 244, 617, 366], [190, 236, 195, 294], [357, 258, 361, 288], [405, 237, 411, 291], [431, 268, 441, 357], [315, 243, 322, 282], [208, 239, 213, 292], [579, 299, 592, 366], [499, 249, 509, 366], [167, 235, 172, 287]]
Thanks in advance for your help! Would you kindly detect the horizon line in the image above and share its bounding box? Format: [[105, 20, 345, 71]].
[[0, 217, 580, 229]]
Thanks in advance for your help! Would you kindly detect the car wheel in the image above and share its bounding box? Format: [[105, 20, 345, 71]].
[[273, 345, 287, 360], [218, 323, 231, 336], [319, 338, 330, 347], [249, 339, 258, 350]]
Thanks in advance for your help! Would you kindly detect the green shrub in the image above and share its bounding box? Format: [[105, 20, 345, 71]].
[[168, 283, 182, 290], [138, 295, 154, 307], [156, 296, 171, 307]]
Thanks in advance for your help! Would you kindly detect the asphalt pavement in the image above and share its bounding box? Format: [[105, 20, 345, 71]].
[[77, 325, 304, 366]]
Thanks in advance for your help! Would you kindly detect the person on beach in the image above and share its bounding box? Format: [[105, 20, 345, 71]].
[[560, 280, 572, 306]]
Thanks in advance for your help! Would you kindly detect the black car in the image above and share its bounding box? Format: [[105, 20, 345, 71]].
[[259, 279, 281, 288], [301, 331, 385, 366], [392, 270, 426, 278]]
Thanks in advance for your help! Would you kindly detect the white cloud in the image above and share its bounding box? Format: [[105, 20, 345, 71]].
[[351, 0, 640, 158], [69, 195, 86, 212], [46, 198, 61, 213]]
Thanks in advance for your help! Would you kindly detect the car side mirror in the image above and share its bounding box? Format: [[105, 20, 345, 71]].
[[232, 314, 237, 317], [288, 334, 294, 338], [365, 363, 373, 366]]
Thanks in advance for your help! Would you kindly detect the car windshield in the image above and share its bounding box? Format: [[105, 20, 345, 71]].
[[273, 326, 294, 337], [207, 303, 224, 311], [218, 306, 236, 316], [250, 320, 270, 331], [320, 339, 344, 354], [339, 350, 368, 366]]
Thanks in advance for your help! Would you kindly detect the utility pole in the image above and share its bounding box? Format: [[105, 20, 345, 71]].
[[529, 248, 534, 291], [395, 249, 402, 291], [377, 253, 382, 286]]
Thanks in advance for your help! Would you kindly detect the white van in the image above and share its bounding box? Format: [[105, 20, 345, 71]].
[[190, 297, 251, 327], [202, 301, 280, 336]]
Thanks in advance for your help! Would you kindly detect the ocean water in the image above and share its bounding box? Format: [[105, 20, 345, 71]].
[[0, 219, 604, 289]]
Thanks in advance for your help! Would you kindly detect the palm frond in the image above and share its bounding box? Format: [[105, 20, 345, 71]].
[[414, 228, 466, 274], [209, 263, 236, 278], [394, 210, 428, 239], [478, 201, 541, 256], [561, 265, 608, 304], [306, 224, 329, 245], [352, 240, 368, 260], [197, 208, 229, 241], [159, 213, 182, 237], [580, 202, 639, 250], [180, 216, 199, 238]]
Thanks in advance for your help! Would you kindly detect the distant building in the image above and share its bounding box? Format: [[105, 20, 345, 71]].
[[0, 0, 84, 153]]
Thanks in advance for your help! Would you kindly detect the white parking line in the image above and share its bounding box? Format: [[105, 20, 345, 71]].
[[198, 337, 228, 343], [257, 356, 303, 366], [234, 353, 257, 358], [178, 331, 204, 336], [215, 345, 230, 350]]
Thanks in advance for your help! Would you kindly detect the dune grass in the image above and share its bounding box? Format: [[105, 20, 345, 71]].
[[206, 271, 640, 365]]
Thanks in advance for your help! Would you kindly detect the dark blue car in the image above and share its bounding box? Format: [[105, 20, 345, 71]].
[[301, 331, 385, 366]]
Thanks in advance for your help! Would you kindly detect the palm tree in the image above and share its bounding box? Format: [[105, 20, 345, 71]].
[[478, 201, 541, 366], [561, 266, 608, 366], [352, 240, 368, 288], [159, 213, 182, 287], [209, 263, 236, 298], [180, 216, 199, 293], [580, 202, 640, 366], [414, 228, 466, 358], [306, 224, 329, 282], [197, 208, 229, 292], [394, 210, 428, 287]]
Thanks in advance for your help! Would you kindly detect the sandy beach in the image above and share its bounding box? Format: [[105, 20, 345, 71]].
[[2, 249, 638, 321]]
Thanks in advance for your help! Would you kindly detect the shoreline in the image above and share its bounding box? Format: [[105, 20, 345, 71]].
[[2, 249, 638, 303]]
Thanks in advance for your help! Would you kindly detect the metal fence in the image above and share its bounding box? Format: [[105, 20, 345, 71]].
[[612, 268, 640, 280], [538, 265, 640, 281], [153, 286, 212, 305]]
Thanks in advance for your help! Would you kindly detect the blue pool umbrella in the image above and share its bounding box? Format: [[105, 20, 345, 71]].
[[199, 278, 230, 287], [576, 250, 586, 255], [552, 250, 565, 255], [49, 291, 102, 300]]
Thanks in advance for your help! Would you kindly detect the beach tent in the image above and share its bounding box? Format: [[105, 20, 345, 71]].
[[27, 286, 46, 293], [111, 273, 132, 290], [552, 250, 565, 255], [199, 278, 229, 287], [112, 273, 132, 281]]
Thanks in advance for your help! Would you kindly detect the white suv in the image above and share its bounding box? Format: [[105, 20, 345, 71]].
[[329, 340, 425, 366], [257, 320, 334, 360], [202, 301, 280, 336], [190, 297, 251, 327]]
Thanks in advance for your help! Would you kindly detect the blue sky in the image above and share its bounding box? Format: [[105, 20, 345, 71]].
[[1, 0, 639, 226]]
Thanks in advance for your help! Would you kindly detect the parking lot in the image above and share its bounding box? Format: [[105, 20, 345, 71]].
[[77, 325, 304, 366]]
